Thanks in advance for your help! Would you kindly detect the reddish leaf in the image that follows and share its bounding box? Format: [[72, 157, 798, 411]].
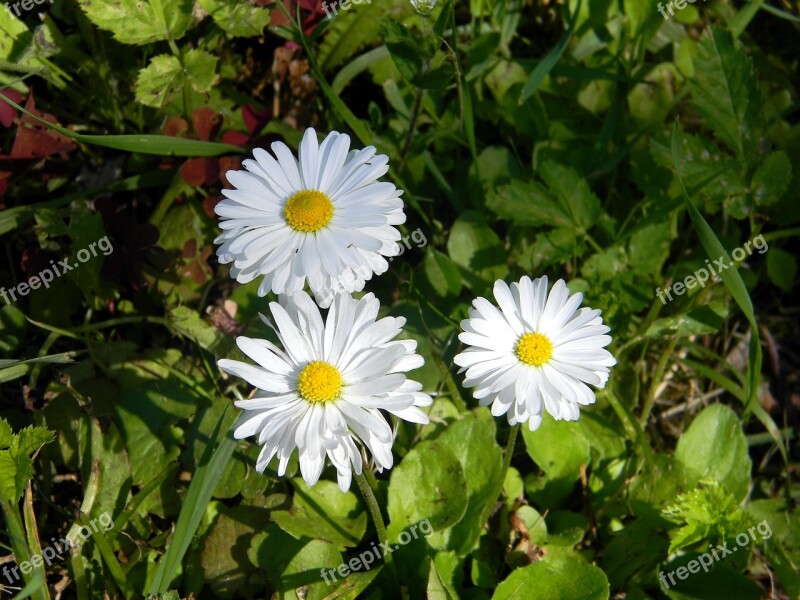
[[218, 156, 243, 187], [180, 157, 219, 187], [221, 130, 250, 148], [202, 194, 223, 218], [242, 104, 271, 137], [10, 94, 75, 158], [0, 89, 23, 128], [164, 117, 189, 137], [191, 107, 222, 141]]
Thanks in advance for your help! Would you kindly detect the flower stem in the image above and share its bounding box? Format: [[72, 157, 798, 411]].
[[354, 471, 400, 588], [479, 423, 520, 530]]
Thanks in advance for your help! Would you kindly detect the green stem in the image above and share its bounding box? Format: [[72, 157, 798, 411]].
[[354, 471, 399, 588], [479, 423, 519, 530], [1, 500, 46, 600]]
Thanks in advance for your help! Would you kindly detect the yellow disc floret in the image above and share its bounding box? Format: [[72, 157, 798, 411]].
[[515, 332, 553, 367], [284, 190, 334, 233], [297, 361, 342, 403]]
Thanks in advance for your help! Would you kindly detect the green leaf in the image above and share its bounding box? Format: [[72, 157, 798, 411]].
[[751, 151, 791, 206], [318, 0, 412, 72], [674, 404, 751, 503], [487, 161, 601, 232], [77, 0, 195, 45], [135, 50, 218, 108], [387, 439, 468, 539], [691, 27, 759, 161], [272, 479, 367, 548], [766, 247, 797, 292], [0, 420, 12, 450], [423, 248, 462, 299], [427, 551, 460, 600], [135, 55, 181, 108], [183, 49, 219, 92], [645, 304, 727, 339], [197, 0, 271, 37], [521, 413, 590, 507], [427, 415, 502, 554], [15, 426, 55, 457], [660, 554, 761, 599], [446, 211, 507, 290], [492, 553, 609, 600], [381, 19, 425, 82]]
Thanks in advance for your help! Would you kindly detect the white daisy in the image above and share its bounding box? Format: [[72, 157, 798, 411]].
[[454, 276, 616, 431], [214, 128, 406, 308], [218, 290, 432, 492]]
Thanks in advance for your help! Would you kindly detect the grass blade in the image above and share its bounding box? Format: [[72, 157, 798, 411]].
[[148, 405, 236, 594], [518, 0, 581, 105], [670, 123, 787, 463], [0, 93, 245, 157]]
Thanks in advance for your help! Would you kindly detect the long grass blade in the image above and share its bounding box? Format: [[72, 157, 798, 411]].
[[0, 93, 245, 157], [148, 405, 236, 594], [670, 123, 787, 463], [518, 0, 581, 105]]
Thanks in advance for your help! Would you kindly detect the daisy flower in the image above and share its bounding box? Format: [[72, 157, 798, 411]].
[[454, 276, 615, 431], [214, 128, 405, 308], [218, 290, 432, 492]]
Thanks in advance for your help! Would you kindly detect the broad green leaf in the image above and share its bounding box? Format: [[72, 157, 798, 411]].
[[691, 27, 759, 161], [521, 413, 591, 507], [766, 247, 797, 292], [382, 19, 425, 83], [660, 555, 761, 599], [751, 151, 791, 206], [77, 0, 195, 45], [387, 438, 468, 539], [492, 552, 609, 600], [423, 248, 462, 299], [197, 0, 271, 37], [272, 479, 367, 548], [427, 414, 502, 554], [427, 551, 460, 600], [600, 515, 671, 589], [674, 404, 750, 503], [280, 539, 342, 600], [200, 504, 266, 597], [446, 211, 507, 290]]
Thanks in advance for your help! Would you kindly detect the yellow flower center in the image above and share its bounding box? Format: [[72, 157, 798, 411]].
[[297, 361, 342, 403], [283, 190, 334, 233], [515, 332, 553, 367]]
